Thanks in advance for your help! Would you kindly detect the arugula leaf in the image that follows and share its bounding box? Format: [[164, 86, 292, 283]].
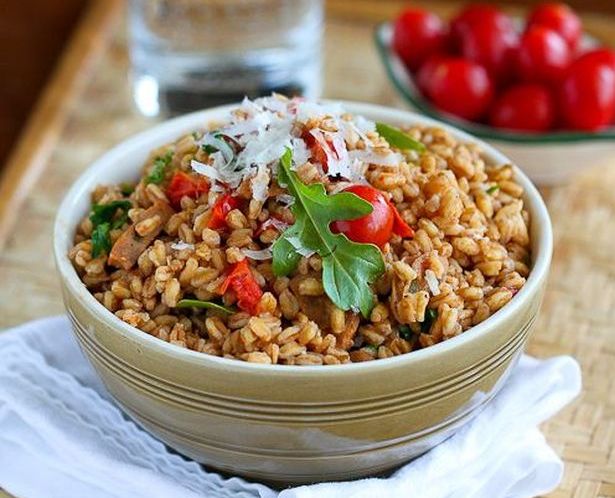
[[176, 299, 235, 315], [145, 150, 174, 184], [272, 148, 386, 317], [89, 200, 131, 257], [375, 122, 426, 153], [272, 236, 302, 277]]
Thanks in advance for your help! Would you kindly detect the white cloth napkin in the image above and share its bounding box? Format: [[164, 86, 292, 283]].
[[0, 316, 581, 498]]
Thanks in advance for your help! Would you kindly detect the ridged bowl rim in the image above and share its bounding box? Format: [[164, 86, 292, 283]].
[[53, 100, 553, 375]]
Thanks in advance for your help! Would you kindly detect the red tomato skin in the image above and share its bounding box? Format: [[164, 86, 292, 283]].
[[450, 4, 514, 47], [392, 9, 447, 71], [517, 26, 571, 85], [166, 172, 209, 210], [489, 84, 556, 132], [330, 185, 394, 248], [578, 48, 615, 71], [527, 2, 582, 52], [458, 15, 519, 83], [424, 58, 495, 121], [208, 194, 241, 229], [219, 259, 263, 315], [417, 55, 446, 94], [558, 53, 615, 131]]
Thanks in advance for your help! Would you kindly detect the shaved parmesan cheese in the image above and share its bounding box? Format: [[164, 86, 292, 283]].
[[348, 149, 403, 167], [242, 247, 273, 260], [275, 194, 294, 206], [251, 164, 270, 202], [191, 159, 222, 182], [425, 270, 440, 296], [309, 129, 352, 179], [171, 241, 195, 251], [291, 137, 310, 167]]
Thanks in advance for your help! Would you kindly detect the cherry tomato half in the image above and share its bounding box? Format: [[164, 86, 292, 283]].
[[423, 58, 494, 121], [527, 2, 582, 52], [166, 172, 209, 210], [489, 84, 556, 132], [458, 13, 519, 83], [208, 194, 242, 229], [331, 185, 394, 248], [331, 185, 414, 247], [219, 259, 263, 315], [392, 8, 447, 71], [558, 51, 615, 131], [517, 26, 571, 85]]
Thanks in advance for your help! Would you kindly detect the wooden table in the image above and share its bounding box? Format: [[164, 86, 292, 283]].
[[1, 1, 614, 496]]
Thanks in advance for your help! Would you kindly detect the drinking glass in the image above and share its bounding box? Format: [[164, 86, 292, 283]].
[[129, 0, 323, 116]]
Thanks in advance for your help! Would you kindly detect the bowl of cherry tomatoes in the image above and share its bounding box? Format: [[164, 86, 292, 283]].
[[375, 2, 615, 185]]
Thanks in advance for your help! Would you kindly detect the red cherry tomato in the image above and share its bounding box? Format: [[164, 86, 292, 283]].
[[392, 8, 447, 71], [166, 172, 209, 210], [578, 48, 615, 71], [458, 15, 519, 83], [489, 84, 556, 132], [208, 194, 241, 229], [450, 4, 514, 46], [331, 185, 414, 247], [424, 58, 494, 121], [517, 26, 571, 85], [558, 52, 615, 131], [527, 2, 582, 52], [416, 55, 446, 94], [219, 259, 263, 315], [331, 185, 394, 248]]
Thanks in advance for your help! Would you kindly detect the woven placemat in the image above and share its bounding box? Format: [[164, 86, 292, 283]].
[[526, 165, 615, 498]]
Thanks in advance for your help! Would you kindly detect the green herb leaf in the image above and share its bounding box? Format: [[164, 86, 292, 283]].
[[364, 344, 378, 354], [91, 222, 111, 258], [486, 184, 500, 195], [89, 200, 132, 257], [120, 182, 135, 196], [375, 122, 426, 153], [272, 236, 302, 277], [421, 308, 438, 333], [202, 144, 218, 154], [272, 148, 386, 317], [398, 324, 413, 340], [145, 150, 174, 184], [176, 299, 235, 315], [89, 200, 132, 227]]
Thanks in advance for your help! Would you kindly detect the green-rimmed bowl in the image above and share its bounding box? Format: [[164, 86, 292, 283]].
[[375, 22, 615, 186]]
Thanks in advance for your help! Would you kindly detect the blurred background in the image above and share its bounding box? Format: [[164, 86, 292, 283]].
[[2, 0, 615, 168]]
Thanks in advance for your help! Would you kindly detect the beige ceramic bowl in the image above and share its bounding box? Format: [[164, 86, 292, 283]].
[[54, 102, 553, 485]]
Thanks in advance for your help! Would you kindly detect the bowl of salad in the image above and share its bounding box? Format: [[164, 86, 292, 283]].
[[54, 95, 552, 484], [375, 2, 615, 185]]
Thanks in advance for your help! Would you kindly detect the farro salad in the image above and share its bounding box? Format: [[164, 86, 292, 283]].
[[70, 95, 531, 365]]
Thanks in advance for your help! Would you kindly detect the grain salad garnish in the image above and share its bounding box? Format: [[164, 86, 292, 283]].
[[70, 95, 531, 365]]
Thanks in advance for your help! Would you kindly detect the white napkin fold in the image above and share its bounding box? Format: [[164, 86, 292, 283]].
[[0, 316, 581, 498]]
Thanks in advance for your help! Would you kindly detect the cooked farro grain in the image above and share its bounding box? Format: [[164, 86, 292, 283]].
[[70, 95, 531, 365]]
